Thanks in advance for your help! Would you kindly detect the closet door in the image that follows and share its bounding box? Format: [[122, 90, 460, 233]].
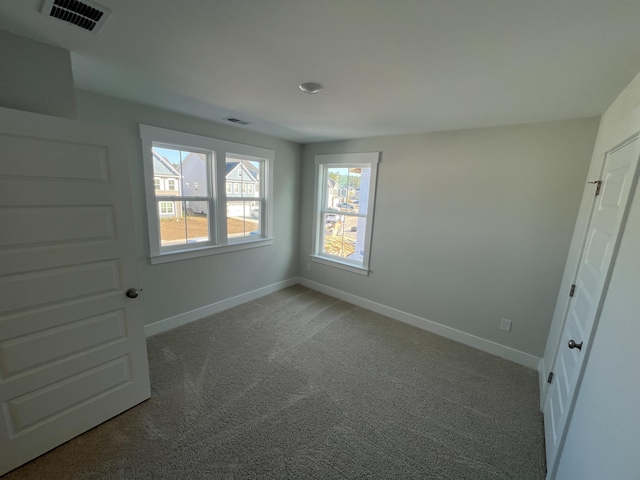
[[543, 135, 640, 478]]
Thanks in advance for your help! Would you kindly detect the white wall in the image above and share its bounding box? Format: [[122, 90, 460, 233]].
[[299, 119, 599, 363], [553, 72, 640, 480], [75, 90, 301, 330], [0, 29, 76, 119]]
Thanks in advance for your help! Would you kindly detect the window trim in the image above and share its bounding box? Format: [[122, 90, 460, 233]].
[[311, 152, 380, 275], [140, 124, 274, 264]]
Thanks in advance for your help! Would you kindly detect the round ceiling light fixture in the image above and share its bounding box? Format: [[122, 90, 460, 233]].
[[299, 82, 323, 94]]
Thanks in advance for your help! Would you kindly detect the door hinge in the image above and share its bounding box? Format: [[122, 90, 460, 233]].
[[587, 180, 602, 196], [569, 284, 576, 297], [547, 372, 554, 384]]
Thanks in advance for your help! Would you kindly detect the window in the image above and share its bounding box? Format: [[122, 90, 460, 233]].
[[226, 156, 266, 239], [140, 125, 273, 264], [312, 152, 380, 275], [248, 184, 254, 194], [154, 178, 161, 190], [159, 201, 175, 214]]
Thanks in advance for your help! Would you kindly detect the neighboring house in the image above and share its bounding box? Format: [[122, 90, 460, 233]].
[[152, 150, 182, 218], [177, 153, 260, 218], [327, 178, 347, 209], [179, 152, 208, 215], [225, 159, 260, 217]]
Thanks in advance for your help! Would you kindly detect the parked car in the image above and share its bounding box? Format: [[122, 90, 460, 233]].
[[337, 203, 355, 211]]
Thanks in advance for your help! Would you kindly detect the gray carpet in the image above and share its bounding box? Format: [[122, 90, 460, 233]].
[[4, 286, 546, 479]]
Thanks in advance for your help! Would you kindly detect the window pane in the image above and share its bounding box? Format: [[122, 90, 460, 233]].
[[324, 167, 348, 210], [159, 201, 185, 247], [246, 160, 261, 198], [158, 201, 210, 247], [227, 201, 260, 238], [351, 217, 367, 262], [323, 213, 358, 259], [324, 166, 363, 213], [356, 167, 371, 215], [185, 201, 210, 243], [153, 147, 208, 198], [226, 157, 261, 199]]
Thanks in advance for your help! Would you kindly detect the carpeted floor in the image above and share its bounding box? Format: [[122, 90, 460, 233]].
[[4, 286, 547, 479]]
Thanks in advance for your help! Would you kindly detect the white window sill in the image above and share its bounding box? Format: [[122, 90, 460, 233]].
[[150, 238, 273, 264], [310, 255, 370, 276]]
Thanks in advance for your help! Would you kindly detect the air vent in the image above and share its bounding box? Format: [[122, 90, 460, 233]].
[[42, 0, 111, 33], [224, 117, 251, 126]]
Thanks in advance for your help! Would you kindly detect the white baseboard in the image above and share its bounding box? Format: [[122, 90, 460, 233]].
[[299, 277, 541, 370], [145, 275, 541, 370], [144, 277, 299, 337]]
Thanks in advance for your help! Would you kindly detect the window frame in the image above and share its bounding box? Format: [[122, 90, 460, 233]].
[[140, 124, 274, 264], [311, 152, 380, 275]]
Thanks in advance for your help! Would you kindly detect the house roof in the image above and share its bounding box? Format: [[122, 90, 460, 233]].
[[152, 150, 181, 177], [226, 160, 259, 183], [327, 178, 347, 191], [172, 152, 260, 182], [179, 152, 206, 172]]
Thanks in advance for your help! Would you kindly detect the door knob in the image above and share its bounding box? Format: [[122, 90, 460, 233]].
[[126, 288, 139, 299], [568, 339, 583, 350]]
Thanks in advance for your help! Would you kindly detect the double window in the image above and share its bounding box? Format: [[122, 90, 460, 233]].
[[312, 152, 380, 275], [140, 125, 273, 263], [159, 201, 175, 215]]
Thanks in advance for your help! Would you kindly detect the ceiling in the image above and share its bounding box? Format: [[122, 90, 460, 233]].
[[1, 0, 640, 143]]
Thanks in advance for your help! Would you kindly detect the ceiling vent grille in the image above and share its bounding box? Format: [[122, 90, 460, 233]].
[[224, 117, 251, 126], [42, 0, 111, 33]]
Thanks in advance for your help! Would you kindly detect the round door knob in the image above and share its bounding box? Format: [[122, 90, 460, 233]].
[[126, 288, 139, 299], [568, 339, 583, 350]]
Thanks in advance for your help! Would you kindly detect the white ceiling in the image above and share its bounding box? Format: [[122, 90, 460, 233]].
[[1, 0, 640, 143]]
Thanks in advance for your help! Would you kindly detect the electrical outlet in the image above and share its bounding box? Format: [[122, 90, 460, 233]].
[[500, 318, 512, 332]]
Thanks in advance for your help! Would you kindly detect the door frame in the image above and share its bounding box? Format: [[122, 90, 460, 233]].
[[544, 132, 640, 479]]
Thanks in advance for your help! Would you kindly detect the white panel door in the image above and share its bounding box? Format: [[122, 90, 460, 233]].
[[0, 107, 151, 475], [543, 135, 640, 478]]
